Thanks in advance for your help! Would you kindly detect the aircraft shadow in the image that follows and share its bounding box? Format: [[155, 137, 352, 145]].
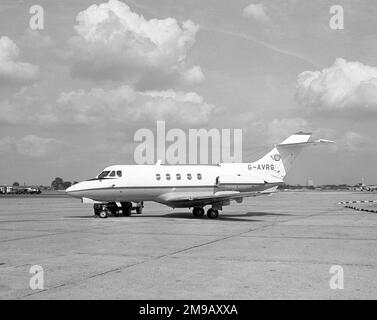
[[235, 212, 292, 217], [65, 216, 98, 219], [136, 211, 278, 222], [66, 211, 290, 222]]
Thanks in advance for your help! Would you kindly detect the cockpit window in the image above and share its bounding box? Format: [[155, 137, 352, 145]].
[[97, 170, 122, 179], [98, 171, 110, 178]]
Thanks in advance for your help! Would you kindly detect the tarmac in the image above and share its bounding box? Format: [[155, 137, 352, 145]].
[[0, 191, 376, 299]]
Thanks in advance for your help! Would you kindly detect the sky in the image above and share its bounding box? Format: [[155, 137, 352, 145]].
[[0, 0, 376, 186]]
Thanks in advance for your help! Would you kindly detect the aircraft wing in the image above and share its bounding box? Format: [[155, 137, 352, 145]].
[[158, 187, 278, 208]]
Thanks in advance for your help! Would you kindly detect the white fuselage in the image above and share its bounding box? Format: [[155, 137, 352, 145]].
[[66, 163, 282, 207]]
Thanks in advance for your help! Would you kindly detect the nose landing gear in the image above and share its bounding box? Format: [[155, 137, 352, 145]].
[[98, 210, 108, 219], [94, 201, 144, 218], [94, 203, 107, 218]]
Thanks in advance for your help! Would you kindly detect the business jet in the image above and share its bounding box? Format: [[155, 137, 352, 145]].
[[66, 132, 333, 219]]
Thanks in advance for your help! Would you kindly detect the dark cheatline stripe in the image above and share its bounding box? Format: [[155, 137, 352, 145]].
[[86, 178, 117, 181], [68, 185, 217, 193]]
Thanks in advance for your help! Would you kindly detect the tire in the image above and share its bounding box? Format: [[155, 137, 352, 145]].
[[135, 207, 143, 214], [121, 202, 132, 216], [193, 207, 204, 217], [93, 204, 102, 216], [207, 208, 219, 219], [113, 210, 122, 217], [99, 210, 108, 219], [108, 207, 118, 216], [122, 207, 131, 216]]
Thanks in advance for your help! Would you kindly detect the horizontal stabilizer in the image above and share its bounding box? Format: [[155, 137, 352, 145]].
[[279, 132, 311, 145], [277, 139, 335, 147]]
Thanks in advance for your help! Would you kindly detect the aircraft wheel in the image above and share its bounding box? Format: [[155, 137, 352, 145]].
[[93, 204, 102, 217], [108, 207, 118, 216], [121, 202, 132, 216], [113, 210, 122, 217], [207, 208, 219, 219], [99, 210, 108, 219], [193, 207, 204, 217], [122, 207, 131, 216]]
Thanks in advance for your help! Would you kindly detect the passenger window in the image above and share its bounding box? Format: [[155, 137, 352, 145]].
[[166, 174, 171, 180], [109, 171, 116, 177], [156, 174, 161, 180], [176, 174, 181, 180], [117, 170, 122, 177], [197, 173, 202, 180], [187, 173, 192, 180]]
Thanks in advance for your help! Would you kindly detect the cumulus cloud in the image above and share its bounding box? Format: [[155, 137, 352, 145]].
[[56, 86, 214, 125], [182, 65, 205, 84], [0, 36, 39, 85], [69, 0, 203, 87], [243, 3, 271, 25], [0, 85, 214, 126], [0, 135, 64, 158], [296, 58, 377, 116], [0, 85, 54, 124]]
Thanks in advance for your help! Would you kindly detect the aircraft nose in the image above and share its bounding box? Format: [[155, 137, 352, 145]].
[[66, 183, 83, 197]]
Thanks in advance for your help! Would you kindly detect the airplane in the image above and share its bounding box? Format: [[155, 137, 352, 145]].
[[66, 132, 334, 219], [354, 177, 377, 192], [360, 184, 377, 192]]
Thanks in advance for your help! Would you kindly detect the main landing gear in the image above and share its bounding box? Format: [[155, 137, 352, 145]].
[[192, 207, 219, 219], [207, 208, 219, 219], [94, 201, 144, 218], [192, 207, 205, 217]]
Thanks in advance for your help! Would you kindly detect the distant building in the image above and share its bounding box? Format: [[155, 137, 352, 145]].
[[306, 179, 314, 188], [0, 186, 14, 194]]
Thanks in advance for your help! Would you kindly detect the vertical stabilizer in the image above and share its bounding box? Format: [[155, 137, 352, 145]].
[[250, 132, 326, 180]]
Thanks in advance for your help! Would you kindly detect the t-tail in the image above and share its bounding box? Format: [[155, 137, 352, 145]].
[[251, 132, 334, 181]]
